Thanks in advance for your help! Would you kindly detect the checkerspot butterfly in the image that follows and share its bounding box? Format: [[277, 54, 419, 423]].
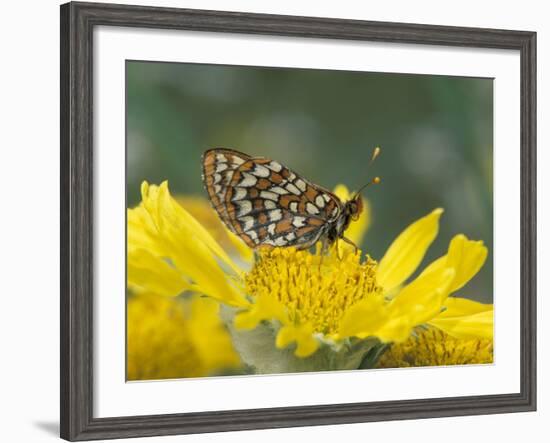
[[202, 148, 380, 253]]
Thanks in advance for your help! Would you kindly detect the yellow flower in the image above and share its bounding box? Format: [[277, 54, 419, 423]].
[[128, 181, 493, 373], [376, 326, 493, 368], [127, 293, 241, 380]]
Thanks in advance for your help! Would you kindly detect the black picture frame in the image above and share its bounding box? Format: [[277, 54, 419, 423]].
[[60, 1, 537, 441]]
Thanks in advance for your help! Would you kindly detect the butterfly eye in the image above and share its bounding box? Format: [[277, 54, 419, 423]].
[[351, 197, 363, 221]]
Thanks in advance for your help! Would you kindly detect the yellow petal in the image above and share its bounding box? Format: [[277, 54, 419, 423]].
[[127, 206, 163, 255], [333, 184, 352, 201], [276, 323, 319, 357], [338, 295, 391, 339], [429, 310, 494, 340], [137, 181, 241, 274], [338, 257, 456, 344], [158, 223, 245, 306], [133, 181, 248, 307], [428, 297, 494, 340], [389, 267, 456, 326], [438, 296, 493, 318], [175, 195, 254, 265], [233, 294, 288, 330], [421, 234, 488, 294], [127, 248, 193, 296], [225, 229, 254, 264], [127, 293, 240, 380], [156, 182, 243, 276], [186, 297, 242, 369], [364, 267, 456, 343], [339, 294, 412, 344], [377, 208, 444, 293], [376, 318, 415, 343], [333, 184, 371, 246]]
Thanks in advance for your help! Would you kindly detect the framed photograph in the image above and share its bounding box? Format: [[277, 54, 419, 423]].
[[60, 1, 536, 440]]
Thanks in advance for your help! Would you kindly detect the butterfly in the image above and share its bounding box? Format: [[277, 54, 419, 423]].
[[201, 148, 380, 253]]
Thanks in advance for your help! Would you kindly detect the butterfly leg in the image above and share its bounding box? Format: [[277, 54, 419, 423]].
[[341, 236, 359, 255], [331, 240, 342, 261], [320, 238, 330, 256], [318, 253, 324, 272], [318, 239, 330, 271]]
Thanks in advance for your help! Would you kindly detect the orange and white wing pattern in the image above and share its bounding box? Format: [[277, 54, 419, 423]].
[[202, 148, 343, 249]]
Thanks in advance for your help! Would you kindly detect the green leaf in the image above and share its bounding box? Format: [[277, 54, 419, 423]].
[[358, 343, 390, 369]]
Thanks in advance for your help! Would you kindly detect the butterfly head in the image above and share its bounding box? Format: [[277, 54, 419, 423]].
[[347, 176, 380, 221], [346, 195, 364, 221]]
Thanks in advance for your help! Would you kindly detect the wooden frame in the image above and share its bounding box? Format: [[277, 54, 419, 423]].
[[60, 1, 537, 440]]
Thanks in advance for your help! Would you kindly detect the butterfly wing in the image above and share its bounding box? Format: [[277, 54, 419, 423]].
[[202, 148, 342, 249], [202, 148, 252, 230]]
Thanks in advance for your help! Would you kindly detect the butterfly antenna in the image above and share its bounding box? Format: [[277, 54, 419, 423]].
[[351, 146, 382, 199]]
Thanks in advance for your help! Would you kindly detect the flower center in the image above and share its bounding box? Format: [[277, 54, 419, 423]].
[[376, 327, 494, 367], [245, 247, 383, 336]]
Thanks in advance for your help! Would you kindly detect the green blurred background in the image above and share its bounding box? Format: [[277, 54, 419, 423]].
[[126, 61, 493, 303]]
